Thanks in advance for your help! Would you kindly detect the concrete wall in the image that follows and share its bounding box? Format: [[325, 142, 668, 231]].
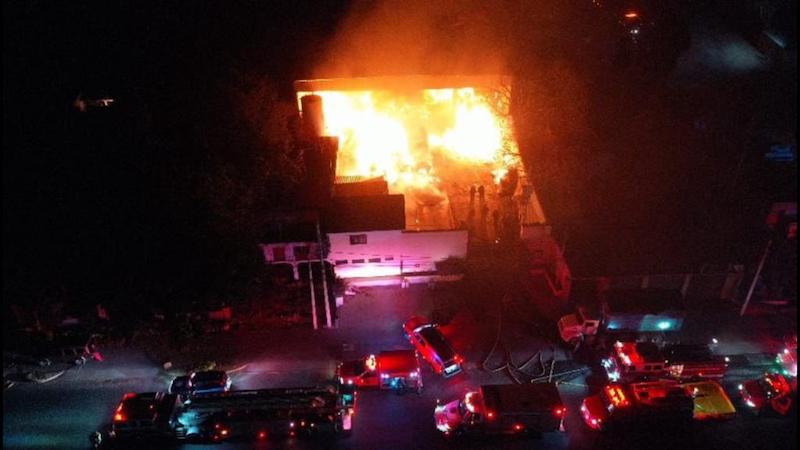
[[328, 229, 468, 279]]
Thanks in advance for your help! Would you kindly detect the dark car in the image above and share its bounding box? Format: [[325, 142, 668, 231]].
[[190, 370, 231, 395], [403, 316, 462, 377]]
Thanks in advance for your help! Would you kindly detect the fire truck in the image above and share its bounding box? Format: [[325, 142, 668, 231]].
[[106, 392, 181, 444], [662, 343, 728, 380], [580, 381, 694, 432], [172, 386, 354, 442], [336, 350, 423, 393], [434, 383, 566, 437]]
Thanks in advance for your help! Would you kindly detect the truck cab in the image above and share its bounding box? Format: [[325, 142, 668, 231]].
[[601, 341, 667, 382], [435, 384, 565, 436], [337, 350, 423, 392], [110, 392, 180, 441], [739, 372, 797, 416], [557, 306, 602, 347]]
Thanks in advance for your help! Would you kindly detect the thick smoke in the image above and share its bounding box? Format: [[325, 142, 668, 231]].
[[313, 0, 515, 78]]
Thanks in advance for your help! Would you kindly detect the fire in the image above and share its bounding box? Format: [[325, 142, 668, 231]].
[[296, 86, 519, 193]]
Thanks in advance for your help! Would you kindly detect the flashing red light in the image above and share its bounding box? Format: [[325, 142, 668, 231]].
[[513, 423, 524, 432], [554, 406, 566, 417], [624, 11, 639, 19], [605, 385, 630, 408], [258, 430, 267, 440], [486, 411, 495, 419], [113, 412, 126, 422]]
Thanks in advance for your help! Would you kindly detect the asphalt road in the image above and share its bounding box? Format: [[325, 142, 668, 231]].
[[4, 285, 797, 450]]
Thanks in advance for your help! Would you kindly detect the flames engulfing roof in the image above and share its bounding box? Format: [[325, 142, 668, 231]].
[[294, 75, 511, 93]]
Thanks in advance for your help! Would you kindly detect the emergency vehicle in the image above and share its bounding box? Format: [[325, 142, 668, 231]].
[[663, 343, 728, 380], [109, 392, 181, 442], [336, 350, 423, 392], [403, 316, 463, 377], [601, 341, 667, 382], [739, 372, 797, 416], [173, 386, 354, 442], [435, 383, 566, 437], [580, 381, 694, 432]]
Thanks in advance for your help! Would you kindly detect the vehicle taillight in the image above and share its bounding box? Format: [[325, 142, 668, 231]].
[[113, 412, 126, 422], [513, 423, 524, 432], [219, 428, 229, 436], [554, 406, 566, 417], [624, 11, 639, 19], [486, 411, 495, 420], [455, 355, 464, 364], [122, 392, 136, 400], [258, 430, 267, 440]]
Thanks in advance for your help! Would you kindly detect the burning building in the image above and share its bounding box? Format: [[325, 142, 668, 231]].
[[262, 75, 549, 285], [294, 75, 545, 231]]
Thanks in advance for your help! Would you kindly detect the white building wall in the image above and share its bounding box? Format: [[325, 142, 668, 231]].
[[328, 229, 468, 279]]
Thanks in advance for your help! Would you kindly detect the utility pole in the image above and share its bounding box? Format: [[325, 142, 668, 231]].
[[317, 220, 333, 328], [740, 239, 772, 317], [309, 262, 319, 330]]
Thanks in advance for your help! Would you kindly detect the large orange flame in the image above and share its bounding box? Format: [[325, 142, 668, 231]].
[[297, 86, 519, 193]]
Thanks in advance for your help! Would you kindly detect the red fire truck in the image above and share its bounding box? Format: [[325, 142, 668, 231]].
[[336, 350, 422, 393], [580, 381, 694, 432]]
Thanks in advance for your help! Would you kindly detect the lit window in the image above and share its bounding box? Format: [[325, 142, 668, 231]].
[[349, 234, 368, 245]]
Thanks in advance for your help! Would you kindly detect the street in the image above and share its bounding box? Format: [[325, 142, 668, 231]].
[[4, 285, 796, 450]]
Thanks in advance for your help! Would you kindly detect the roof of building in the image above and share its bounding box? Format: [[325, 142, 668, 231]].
[[333, 177, 389, 197], [323, 194, 405, 233]]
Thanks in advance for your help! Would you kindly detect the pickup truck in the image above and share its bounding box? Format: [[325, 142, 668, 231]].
[[435, 383, 566, 437]]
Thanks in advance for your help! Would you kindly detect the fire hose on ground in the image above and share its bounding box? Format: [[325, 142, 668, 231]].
[[480, 298, 589, 384]]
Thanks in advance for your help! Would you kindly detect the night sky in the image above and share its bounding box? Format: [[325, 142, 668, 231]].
[[3, 1, 796, 316], [3, 1, 347, 312]]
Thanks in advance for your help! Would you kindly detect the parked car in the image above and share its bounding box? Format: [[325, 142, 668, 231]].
[[190, 370, 231, 395], [403, 316, 463, 377]]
